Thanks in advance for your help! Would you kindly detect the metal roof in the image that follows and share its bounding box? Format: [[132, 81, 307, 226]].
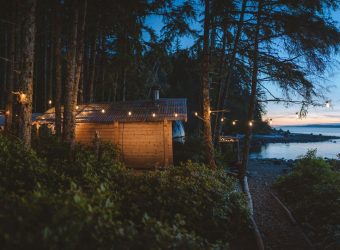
[[35, 98, 187, 124]]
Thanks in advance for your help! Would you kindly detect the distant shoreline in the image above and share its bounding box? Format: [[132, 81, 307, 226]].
[[273, 123, 340, 128], [251, 132, 340, 144]]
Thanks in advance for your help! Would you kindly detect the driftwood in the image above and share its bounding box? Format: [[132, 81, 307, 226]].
[[270, 192, 297, 225], [270, 191, 315, 249], [240, 176, 265, 250]]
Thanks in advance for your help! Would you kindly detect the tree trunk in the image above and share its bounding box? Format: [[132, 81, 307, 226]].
[[63, 3, 79, 145], [17, 0, 37, 149], [4, 14, 15, 134], [202, 0, 216, 170], [88, 32, 96, 102], [73, 0, 87, 107], [43, 8, 48, 111], [212, 27, 228, 146], [100, 32, 106, 101], [48, 23, 54, 108], [213, 0, 248, 145], [78, 64, 84, 103], [240, 0, 263, 184], [54, 0, 62, 139], [122, 67, 127, 102], [112, 72, 118, 103]]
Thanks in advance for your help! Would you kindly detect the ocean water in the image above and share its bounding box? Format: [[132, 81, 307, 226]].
[[250, 126, 340, 159]]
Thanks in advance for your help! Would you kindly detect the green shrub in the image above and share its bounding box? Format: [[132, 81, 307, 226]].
[[274, 150, 340, 245], [0, 136, 250, 249], [1, 184, 220, 250], [0, 134, 53, 193], [173, 137, 206, 164], [115, 161, 250, 244]]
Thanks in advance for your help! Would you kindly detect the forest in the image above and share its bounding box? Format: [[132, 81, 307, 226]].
[[0, 0, 339, 249]]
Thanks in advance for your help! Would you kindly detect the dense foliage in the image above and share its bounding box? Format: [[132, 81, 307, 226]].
[[274, 150, 340, 247], [0, 134, 251, 249]]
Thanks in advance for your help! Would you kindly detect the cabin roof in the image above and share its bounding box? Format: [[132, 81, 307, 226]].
[[35, 98, 187, 123]]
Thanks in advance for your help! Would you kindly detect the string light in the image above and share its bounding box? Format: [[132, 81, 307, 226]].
[[295, 112, 299, 118], [221, 117, 224, 122], [48, 99, 52, 105], [128, 111, 132, 116], [232, 121, 236, 126], [194, 112, 198, 116], [249, 121, 253, 127], [325, 101, 330, 108], [269, 118, 273, 125], [19, 93, 27, 103], [152, 113, 156, 117], [101, 109, 105, 113], [76, 105, 79, 110], [174, 113, 178, 117]]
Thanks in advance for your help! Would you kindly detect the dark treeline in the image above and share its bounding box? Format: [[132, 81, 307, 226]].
[[0, 0, 339, 173]]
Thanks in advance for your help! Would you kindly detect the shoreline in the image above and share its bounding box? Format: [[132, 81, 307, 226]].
[[251, 132, 340, 144]]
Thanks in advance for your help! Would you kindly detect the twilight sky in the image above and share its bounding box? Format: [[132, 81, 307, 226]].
[[264, 10, 340, 125], [146, 6, 340, 125]]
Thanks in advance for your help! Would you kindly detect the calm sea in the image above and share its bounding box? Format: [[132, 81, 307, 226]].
[[250, 126, 340, 159]]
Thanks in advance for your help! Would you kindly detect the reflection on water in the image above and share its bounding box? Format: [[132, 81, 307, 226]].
[[250, 126, 340, 159], [250, 139, 340, 159]]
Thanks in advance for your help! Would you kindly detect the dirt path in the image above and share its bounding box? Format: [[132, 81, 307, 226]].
[[248, 159, 311, 250]]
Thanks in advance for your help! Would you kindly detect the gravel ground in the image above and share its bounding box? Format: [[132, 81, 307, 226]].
[[248, 159, 311, 250]]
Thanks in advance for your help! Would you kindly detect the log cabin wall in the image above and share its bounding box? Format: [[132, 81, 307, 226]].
[[75, 120, 173, 168]]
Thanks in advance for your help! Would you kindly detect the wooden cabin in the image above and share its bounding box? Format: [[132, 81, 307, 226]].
[[34, 98, 187, 169]]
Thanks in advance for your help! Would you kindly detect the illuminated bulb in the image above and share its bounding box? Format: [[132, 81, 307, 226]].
[[174, 113, 178, 117], [249, 121, 253, 127], [295, 112, 299, 118], [5, 110, 10, 116], [76, 105, 79, 110], [325, 101, 330, 108], [19, 93, 27, 103], [194, 112, 198, 116], [269, 119, 273, 125], [232, 121, 236, 126], [48, 99, 52, 105], [101, 109, 105, 113], [152, 113, 156, 117], [221, 117, 224, 122], [128, 111, 132, 116], [209, 110, 211, 115]]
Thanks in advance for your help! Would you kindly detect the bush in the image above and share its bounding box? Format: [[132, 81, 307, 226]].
[[173, 137, 235, 169], [173, 137, 206, 164], [274, 150, 340, 245], [115, 161, 250, 244], [0, 135, 251, 249], [0, 134, 52, 193]]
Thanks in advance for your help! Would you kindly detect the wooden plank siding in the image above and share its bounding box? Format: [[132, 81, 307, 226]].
[[75, 121, 173, 168]]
